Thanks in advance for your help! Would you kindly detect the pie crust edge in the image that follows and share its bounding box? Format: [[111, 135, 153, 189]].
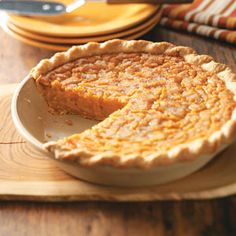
[[30, 39, 236, 168]]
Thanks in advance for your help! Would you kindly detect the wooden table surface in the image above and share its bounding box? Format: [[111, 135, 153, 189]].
[[1, 26, 236, 236]]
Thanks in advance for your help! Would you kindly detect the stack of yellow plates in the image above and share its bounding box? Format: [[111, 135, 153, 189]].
[[1, 1, 161, 51]]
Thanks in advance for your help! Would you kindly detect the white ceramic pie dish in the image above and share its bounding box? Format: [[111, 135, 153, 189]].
[[11, 76, 228, 187]]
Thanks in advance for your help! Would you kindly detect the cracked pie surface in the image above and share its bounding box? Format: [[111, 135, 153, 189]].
[[31, 40, 236, 168]]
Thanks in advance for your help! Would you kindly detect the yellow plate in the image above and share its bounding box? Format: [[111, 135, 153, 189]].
[[8, 2, 159, 37], [2, 16, 158, 51], [8, 9, 161, 44]]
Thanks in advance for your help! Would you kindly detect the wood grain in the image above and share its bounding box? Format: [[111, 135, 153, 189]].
[[0, 26, 236, 235], [2, 83, 236, 201], [0, 30, 53, 84]]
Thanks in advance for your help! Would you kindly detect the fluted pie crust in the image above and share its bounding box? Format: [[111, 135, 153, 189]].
[[31, 40, 236, 168]]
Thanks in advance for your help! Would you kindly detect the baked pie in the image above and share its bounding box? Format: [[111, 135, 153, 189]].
[[31, 40, 236, 168]]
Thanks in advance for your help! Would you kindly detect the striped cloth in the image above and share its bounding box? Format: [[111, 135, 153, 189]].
[[160, 0, 236, 44]]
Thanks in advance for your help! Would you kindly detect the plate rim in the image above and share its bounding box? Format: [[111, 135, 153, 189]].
[[7, 8, 161, 44], [8, 4, 159, 37], [3, 16, 160, 51]]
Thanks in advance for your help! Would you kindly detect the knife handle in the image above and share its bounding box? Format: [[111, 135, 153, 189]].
[[107, 0, 193, 3]]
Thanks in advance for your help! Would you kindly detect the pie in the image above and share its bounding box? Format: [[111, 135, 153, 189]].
[[31, 39, 236, 168]]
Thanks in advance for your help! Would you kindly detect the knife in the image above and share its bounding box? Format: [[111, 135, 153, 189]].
[[0, 0, 193, 16]]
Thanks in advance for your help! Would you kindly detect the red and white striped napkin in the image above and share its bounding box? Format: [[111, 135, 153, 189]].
[[160, 0, 236, 43]]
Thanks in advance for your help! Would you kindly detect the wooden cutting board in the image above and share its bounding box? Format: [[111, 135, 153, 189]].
[[1, 83, 236, 201]]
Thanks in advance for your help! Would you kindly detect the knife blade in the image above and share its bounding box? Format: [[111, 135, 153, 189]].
[[0, 1, 66, 16]]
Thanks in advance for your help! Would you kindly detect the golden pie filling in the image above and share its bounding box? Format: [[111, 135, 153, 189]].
[[36, 52, 235, 158]]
